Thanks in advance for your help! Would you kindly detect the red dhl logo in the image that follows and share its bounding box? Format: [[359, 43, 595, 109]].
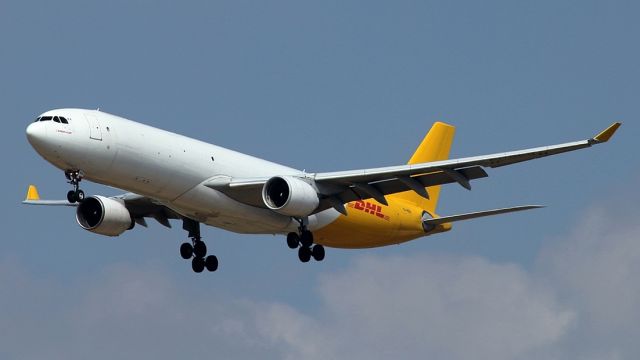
[[348, 200, 390, 221]]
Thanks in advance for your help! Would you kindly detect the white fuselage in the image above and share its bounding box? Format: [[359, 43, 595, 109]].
[[26, 109, 341, 234]]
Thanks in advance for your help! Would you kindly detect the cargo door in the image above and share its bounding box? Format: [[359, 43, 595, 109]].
[[85, 113, 102, 140]]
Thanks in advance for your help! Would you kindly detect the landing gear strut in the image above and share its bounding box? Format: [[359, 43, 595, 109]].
[[287, 218, 325, 263], [65, 170, 85, 203], [180, 218, 218, 273]]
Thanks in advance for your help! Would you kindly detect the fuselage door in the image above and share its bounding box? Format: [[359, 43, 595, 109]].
[[85, 113, 102, 141]]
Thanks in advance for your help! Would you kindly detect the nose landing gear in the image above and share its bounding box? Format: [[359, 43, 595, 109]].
[[180, 218, 218, 273], [65, 170, 85, 203]]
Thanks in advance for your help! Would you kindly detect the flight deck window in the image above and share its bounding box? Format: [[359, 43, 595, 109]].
[[53, 116, 61, 123], [60, 117, 68, 124], [40, 116, 52, 121], [34, 117, 41, 122]]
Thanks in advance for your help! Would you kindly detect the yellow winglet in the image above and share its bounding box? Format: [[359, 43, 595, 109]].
[[26, 185, 41, 201], [593, 122, 622, 143]]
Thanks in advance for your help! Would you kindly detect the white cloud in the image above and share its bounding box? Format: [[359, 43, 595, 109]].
[[256, 190, 640, 360], [537, 200, 640, 359], [257, 255, 573, 360], [0, 262, 279, 360], [2, 190, 640, 360]]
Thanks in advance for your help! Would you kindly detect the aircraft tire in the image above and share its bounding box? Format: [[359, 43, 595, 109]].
[[298, 246, 311, 263], [300, 230, 314, 248], [75, 190, 85, 202], [192, 257, 205, 273], [67, 190, 77, 203], [286, 232, 300, 249], [312, 245, 325, 261], [205, 255, 218, 272], [180, 243, 193, 259], [193, 241, 207, 258]]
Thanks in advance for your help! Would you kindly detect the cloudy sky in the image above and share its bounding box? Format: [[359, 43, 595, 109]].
[[1, 0, 639, 359]]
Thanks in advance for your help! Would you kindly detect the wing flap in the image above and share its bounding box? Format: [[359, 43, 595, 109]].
[[312, 166, 488, 213]]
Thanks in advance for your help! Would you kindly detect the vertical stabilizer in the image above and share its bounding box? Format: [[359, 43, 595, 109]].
[[391, 122, 455, 214]]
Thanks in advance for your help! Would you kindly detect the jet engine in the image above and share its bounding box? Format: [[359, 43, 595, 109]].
[[76, 195, 134, 236], [262, 176, 320, 217]]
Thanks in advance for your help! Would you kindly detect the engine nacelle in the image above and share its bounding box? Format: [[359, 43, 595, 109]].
[[262, 176, 320, 217], [76, 195, 134, 237]]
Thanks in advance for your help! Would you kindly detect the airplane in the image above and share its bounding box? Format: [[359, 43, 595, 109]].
[[24, 109, 621, 273]]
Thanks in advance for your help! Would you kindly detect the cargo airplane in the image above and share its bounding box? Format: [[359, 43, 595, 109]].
[[24, 109, 620, 273]]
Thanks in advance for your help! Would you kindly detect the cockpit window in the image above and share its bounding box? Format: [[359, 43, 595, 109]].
[[34, 115, 68, 123]]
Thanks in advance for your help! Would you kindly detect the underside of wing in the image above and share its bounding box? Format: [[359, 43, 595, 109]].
[[23, 185, 181, 228], [113, 193, 182, 227]]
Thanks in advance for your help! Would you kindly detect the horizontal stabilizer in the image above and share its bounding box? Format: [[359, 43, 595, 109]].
[[423, 205, 544, 226]]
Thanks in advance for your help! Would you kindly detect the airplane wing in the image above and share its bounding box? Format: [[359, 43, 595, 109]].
[[22, 185, 78, 206], [208, 122, 620, 214], [22, 185, 180, 228]]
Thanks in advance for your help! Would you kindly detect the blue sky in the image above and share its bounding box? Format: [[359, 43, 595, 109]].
[[1, 1, 639, 358]]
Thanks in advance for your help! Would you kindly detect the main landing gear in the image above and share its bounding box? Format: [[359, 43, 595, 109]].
[[65, 170, 85, 203], [179, 218, 218, 273], [287, 220, 325, 263]]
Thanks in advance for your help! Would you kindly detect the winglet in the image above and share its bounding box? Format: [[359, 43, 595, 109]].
[[23, 185, 77, 206], [592, 122, 621, 143], [26, 185, 41, 201]]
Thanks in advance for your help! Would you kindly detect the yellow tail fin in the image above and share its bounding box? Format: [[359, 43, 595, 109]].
[[391, 122, 455, 214]]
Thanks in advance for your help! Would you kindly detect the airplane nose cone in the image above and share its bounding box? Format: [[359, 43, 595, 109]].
[[26, 122, 46, 148]]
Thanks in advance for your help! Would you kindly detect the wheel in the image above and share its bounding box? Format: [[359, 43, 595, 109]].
[[300, 230, 314, 247], [205, 255, 218, 272], [312, 244, 325, 261], [286, 232, 300, 249], [180, 242, 193, 259], [192, 257, 205, 273], [298, 246, 311, 263], [193, 241, 207, 258], [67, 190, 77, 203], [75, 190, 85, 202]]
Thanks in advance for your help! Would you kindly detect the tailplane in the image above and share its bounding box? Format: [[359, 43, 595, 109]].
[[422, 205, 544, 227], [391, 122, 455, 214]]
